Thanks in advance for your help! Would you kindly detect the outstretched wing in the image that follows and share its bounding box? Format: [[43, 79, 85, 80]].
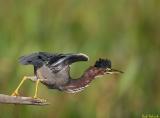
[[19, 52, 89, 69], [19, 52, 57, 67]]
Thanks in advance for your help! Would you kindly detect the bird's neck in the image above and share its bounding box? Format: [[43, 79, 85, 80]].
[[62, 67, 106, 93]]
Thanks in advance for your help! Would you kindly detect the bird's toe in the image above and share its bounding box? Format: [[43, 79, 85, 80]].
[[11, 92, 20, 96], [33, 97, 47, 103]]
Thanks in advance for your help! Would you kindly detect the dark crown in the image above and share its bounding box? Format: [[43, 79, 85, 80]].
[[94, 58, 111, 69]]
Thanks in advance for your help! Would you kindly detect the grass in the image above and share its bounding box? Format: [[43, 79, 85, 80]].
[[0, 0, 160, 117]]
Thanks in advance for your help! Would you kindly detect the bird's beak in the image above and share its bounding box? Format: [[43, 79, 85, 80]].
[[105, 68, 123, 74]]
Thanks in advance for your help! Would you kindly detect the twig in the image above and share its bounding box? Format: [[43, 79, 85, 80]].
[[0, 94, 49, 105]]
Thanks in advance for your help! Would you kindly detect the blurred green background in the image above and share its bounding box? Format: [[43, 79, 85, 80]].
[[0, 0, 160, 118]]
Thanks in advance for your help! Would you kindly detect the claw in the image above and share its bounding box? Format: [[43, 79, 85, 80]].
[[11, 91, 20, 96], [11, 76, 28, 96], [33, 97, 47, 103]]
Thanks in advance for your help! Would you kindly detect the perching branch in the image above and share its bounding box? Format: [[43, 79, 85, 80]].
[[0, 94, 49, 105]]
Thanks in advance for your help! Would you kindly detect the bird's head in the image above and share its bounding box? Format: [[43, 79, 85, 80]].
[[94, 58, 123, 75]]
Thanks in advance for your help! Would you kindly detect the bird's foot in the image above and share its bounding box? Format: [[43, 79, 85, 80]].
[[33, 97, 47, 103], [11, 91, 20, 96]]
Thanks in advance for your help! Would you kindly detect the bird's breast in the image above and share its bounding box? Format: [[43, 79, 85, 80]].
[[36, 65, 69, 89]]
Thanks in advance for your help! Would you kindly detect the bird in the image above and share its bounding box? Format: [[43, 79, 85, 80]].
[[11, 52, 123, 99]]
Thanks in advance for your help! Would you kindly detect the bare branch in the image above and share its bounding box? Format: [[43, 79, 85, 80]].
[[0, 94, 49, 105]]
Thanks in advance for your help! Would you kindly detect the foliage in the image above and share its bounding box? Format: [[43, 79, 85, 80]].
[[0, 0, 159, 118]]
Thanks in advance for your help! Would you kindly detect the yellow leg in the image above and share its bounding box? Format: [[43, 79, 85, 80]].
[[33, 79, 47, 102], [11, 76, 28, 96], [34, 79, 40, 98]]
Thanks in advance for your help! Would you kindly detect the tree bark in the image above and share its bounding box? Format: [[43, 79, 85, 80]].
[[0, 94, 49, 105]]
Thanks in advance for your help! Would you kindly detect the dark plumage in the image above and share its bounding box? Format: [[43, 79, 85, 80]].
[[19, 52, 90, 91], [94, 58, 111, 69], [19, 52, 88, 74], [11, 52, 122, 98], [19, 52, 88, 68]]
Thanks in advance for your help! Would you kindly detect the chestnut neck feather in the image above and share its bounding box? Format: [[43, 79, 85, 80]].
[[62, 66, 106, 92]]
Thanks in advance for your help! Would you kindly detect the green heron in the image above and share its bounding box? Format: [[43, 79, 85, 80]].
[[11, 52, 122, 99]]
